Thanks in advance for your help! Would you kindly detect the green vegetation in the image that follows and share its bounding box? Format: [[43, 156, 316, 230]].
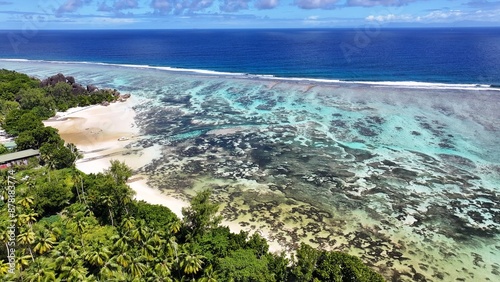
[[0, 69, 385, 281], [0, 70, 39, 101], [0, 144, 8, 155], [0, 69, 118, 163], [1, 167, 385, 281]]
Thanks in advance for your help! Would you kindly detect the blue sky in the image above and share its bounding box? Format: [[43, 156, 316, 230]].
[[0, 0, 499, 29]]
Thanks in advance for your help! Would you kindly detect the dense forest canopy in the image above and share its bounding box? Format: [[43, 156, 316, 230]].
[[0, 69, 385, 281]]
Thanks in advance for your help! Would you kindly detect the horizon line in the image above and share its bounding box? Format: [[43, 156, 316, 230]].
[[2, 26, 500, 31]]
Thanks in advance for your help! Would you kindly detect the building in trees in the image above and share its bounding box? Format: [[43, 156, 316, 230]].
[[0, 149, 39, 169]]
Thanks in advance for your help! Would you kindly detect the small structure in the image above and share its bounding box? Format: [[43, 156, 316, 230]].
[[2, 141, 17, 151], [0, 149, 40, 169]]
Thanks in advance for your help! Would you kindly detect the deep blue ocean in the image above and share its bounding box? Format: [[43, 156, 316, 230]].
[[0, 28, 500, 85]]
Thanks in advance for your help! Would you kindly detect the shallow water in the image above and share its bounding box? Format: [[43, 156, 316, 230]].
[[2, 60, 500, 281]]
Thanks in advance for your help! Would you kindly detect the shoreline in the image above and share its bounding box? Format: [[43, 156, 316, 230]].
[[44, 95, 152, 174], [43, 97, 189, 212], [127, 176, 189, 219], [44, 95, 285, 253]]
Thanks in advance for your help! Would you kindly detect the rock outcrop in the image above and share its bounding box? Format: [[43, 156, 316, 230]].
[[71, 83, 86, 94], [40, 73, 101, 95], [66, 76, 75, 84], [40, 73, 66, 87], [87, 85, 99, 92]]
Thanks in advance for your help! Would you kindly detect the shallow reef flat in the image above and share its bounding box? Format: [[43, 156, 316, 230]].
[[3, 60, 500, 281], [135, 78, 500, 282]]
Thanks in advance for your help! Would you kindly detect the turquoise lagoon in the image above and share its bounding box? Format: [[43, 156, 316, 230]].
[[1, 60, 499, 281]]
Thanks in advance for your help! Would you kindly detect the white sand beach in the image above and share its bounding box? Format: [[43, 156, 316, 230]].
[[43, 97, 187, 213], [127, 176, 189, 217], [44, 97, 139, 170]]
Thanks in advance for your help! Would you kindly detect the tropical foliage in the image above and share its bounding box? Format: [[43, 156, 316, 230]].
[[0, 69, 117, 166], [0, 69, 385, 281]]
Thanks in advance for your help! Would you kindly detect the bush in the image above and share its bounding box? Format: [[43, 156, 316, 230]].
[[217, 249, 274, 282], [31, 172, 74, 216], [39, 143, 77, 169], [131, 201, 179, 232], [0, 69, 39, 100], [292, 243, 385, 282]]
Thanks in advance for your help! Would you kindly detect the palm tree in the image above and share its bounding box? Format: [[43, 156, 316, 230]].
[[131, 219, 149, 243], [67, 143, 82, 167], [25, 257, 56, 282], [28, 268, 57, 282], [169, 220, 182, 234], [69, 211, 88, 246], [145, 266, 174, 282], [59, 256, 88, 282], [17, 228, 36, 262], [153, 256, 173, 279], [199, 264, 219, 282], [166, 236, 179, 259], [40, 150, 57, 172], [121, 216, 136, 233], [101, 268, 129, 281], [0, 260, 10, 275], [48, 224, 62, 241], [33, 230, 57, 255], [114, 251, 133, 268], [51, 242, 76, 272], [72, 170, 88, 205], [141, 229, 164, 258], [19, 210, 38, 229], [100, 195, 115, 226], [84, 244, 111, 268], [140, 238, 157, 261], [111, 234, 131, 253], [18, 196, 35, 210], [148, 229, 165, 245], [53, 242, 88, 281], [127, 255, 147, 278], [179, 252, 204, 276], [98, 258, 122, 280], [14, 249, 32, 271], [121, 192, 133, 216]]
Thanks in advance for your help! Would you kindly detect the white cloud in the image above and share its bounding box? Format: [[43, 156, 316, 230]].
[[255, 0, 279, 10], [220, 0, 252, 12], [422, 10, 463, 20], [57, 0, 92, 14], [150, 0, 173, 13], [365, 9, 500, 23], [94, 16, 138, 23], [294, 0, 338, 9], [114, 0, 139, 10], [347, 0, 420, 7], [365, 13, 413, 22], [151, 0, 215, 14]]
